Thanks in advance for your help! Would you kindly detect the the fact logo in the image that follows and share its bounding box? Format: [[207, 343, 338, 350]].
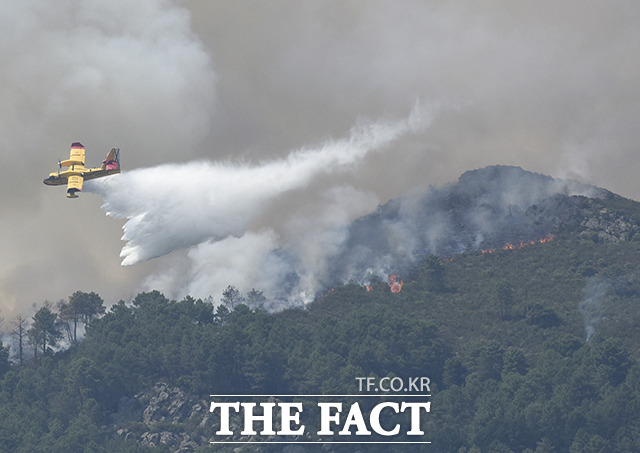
[[208, 376, 432, 446], [356, 376, 431, 393]]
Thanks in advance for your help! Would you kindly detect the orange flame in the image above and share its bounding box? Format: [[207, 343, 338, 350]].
[[370, 235, 554, 291], [389, 274, 404, 293], [480, 234, 553, 255]]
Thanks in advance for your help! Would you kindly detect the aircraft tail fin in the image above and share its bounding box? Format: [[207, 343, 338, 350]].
[[101, 148, 120, 171]]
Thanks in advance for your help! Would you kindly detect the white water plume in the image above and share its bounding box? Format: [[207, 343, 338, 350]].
[[88, 106, 433, 303]]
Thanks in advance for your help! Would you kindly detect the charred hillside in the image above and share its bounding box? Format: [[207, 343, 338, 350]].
[[329, 165, 640, 285]]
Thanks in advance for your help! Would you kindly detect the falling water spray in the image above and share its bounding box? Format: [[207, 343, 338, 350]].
[[86, 105, 435, 303]]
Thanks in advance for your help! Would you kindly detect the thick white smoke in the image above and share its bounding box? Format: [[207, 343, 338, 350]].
[[88, 106, 433, 303], [2, 0, 639, 318], [0, 0, 217, 316]]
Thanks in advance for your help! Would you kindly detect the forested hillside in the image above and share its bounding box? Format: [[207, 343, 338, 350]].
[[1, 230, 640, 452]]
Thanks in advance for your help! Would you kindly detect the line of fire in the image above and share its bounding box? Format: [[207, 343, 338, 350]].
[[356, 233, 555, 295]]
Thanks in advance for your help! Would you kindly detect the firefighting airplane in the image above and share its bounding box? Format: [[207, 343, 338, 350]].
[[43, 142, 120, 198]]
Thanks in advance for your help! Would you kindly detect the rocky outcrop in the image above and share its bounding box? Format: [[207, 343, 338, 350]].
[[579, 206, 639, 242], [111, 384, 313, 451], [141, 382, 192, 424], [112, 381, 207, 453], [522, 194, 640, 243]]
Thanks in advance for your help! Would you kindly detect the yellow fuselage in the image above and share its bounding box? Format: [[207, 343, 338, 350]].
[[45, 163, 115, 184], [43, 143, 120, 197]]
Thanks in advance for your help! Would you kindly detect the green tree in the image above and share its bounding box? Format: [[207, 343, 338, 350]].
[[28, 306, 62, 358], [57, 299, 77, 344], [214, 304, 230, 324], [246, 288, 267, 309], [495, 279, 515, 319], [421, 255, 446, 292], [75, 291, 106, 323], [465, 340, 504, 381], [534, 437, 557, 453], [59, 292, 106, 344], [503, 349, 528, 375], [221, 285, 243, 309], [589, 337, 630, 386], [443, 357, 466, 387], [569, 429, 610, 453]]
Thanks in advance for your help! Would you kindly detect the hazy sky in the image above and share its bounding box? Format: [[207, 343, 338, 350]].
[[2, 1, 640, 319]]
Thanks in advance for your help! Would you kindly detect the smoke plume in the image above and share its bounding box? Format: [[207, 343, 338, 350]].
[[90, 155, 608, 308], [579, 276, 610, 341], [87, 106, 433, 304], [3, 0, 639, 316], [0, 0, 216, 316]]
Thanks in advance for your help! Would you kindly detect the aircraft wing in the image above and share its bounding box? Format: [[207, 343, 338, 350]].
[[60, 142, 85, 167], [66, 175, 83, 198]]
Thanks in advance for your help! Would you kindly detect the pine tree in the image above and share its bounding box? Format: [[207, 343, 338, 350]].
[[28, 306, 62, 357]]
